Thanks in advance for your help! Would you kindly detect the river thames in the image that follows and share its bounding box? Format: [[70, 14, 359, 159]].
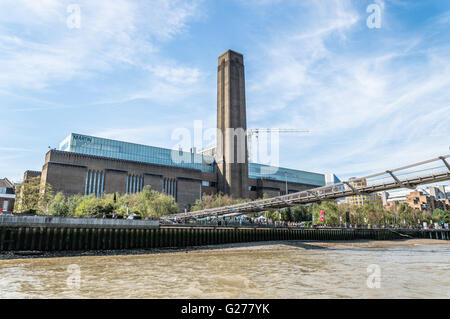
[[1, 239, 449, 299]]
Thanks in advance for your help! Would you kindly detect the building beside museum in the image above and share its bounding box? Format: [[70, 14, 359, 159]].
[[0, 178, 15, 213], [380, 187, 450, 212], [25, 50, 327, 211], [344, 177, 382, 207]]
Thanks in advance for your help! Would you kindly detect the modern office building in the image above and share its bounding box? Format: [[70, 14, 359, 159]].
[[344, 178, 381, 207], [325, 173, 341, 185], [427, 186, 449, 200], [379, 189, 411, 211], [31, 50, 326, 211]]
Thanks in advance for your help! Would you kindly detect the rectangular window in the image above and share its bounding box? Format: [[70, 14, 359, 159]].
[[84, 171, 89, 195], [96, 172, 101, 197], [2, 200, 8, 211], [93, 171, 97, 196], [100, 172, 104, 197], [174, 180, 177, 201], [88, 171, 92, 195]]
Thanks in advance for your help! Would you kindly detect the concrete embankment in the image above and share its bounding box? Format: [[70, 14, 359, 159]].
[[0, 216, 449, 252]]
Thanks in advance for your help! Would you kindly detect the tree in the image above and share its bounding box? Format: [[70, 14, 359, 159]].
[[191, 193, 248, 211], [282, 207, 293, 222], [66, 194, 85, 217], [14, 176, 53, 214], [114, 186, 178, 219], [432, 209, 450, 224], [263, 209, 282, 222], [148, 192, 178, 218], [310, 201, 344, 225], [74, 196, 115, 218], [290, 205, 312, 222], [397, 203, 414, 226], [47, 192, 69, 216]]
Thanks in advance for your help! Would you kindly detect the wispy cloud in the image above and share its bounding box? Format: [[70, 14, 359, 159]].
[[1, 0, 448, 183], [0, 0, 203, 94], [243, 0, 450, 177]]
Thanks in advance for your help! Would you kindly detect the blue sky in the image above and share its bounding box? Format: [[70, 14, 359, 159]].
[[1, 0, 449, 183]]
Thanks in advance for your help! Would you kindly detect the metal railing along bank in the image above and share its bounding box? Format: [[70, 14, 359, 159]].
[[0, 215, 159, 229], [162, 154, 450, 222]]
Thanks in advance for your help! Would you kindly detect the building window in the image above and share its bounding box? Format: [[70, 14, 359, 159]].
[[126, 175, 143, 194], [84, 170, 105, 197], [163, 178, 176, 199]]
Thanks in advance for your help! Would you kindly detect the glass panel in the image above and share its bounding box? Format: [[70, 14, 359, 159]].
[[248, 163, 325, 186], [64, 133, 215, 173]]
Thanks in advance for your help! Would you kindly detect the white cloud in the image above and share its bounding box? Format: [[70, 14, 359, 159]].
[[245, 0, 450, 177], [0, 0, 203, 92], [146, 65, 201, 84]]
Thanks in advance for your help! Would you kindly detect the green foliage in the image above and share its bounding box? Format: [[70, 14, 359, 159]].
[[432, 209, 450, 223], [261, 206, 312, 222], [116, 186, 178, 218], [41, 185, 178, 219], [290, 206, 312, 222], [14, 176, 53, 214], [66, 194, 85, 217], [310, 201, 344, 225], [258, 199, 434, 227], [263, 209, 282, 222], [47, 192, 69, 216], [75, 196, 115, 218], [191, 193, 249, 211]]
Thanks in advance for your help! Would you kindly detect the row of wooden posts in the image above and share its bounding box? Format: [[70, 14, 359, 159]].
[[0, 226, 449, 252]]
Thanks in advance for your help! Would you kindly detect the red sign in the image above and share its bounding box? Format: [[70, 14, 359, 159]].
[[319, 209, 324, 222]]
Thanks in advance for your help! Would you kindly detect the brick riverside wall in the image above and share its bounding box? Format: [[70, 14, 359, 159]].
[[1, 222, 448, 252]]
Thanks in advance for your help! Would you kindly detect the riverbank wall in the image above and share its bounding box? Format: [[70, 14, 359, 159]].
[[0, 216, 449, 252]]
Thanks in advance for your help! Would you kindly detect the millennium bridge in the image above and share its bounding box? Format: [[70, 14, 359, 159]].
[[162, 154, 450, 222]]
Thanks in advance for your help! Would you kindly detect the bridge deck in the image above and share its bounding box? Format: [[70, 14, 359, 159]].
[[162, 154, 450, 221]]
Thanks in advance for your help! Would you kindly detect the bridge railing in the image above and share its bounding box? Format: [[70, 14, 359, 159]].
[[362, 155, 449, 189], [161, 154, 450, 221]]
